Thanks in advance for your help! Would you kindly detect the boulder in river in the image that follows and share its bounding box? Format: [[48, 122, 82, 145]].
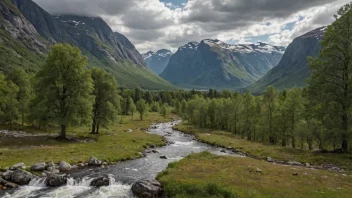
[[160, 156, 167, 159], [0, 178, 18, 189], [58, 161, 71, 171], [2, 170, 13, 180], [131, 179, 162, 198], [10, 169, 36, 185], [9, 163, 25, 170], [90, 176, 110, 187], [88, 156, 102, 166], [30, 162, 47, 171], [46, 174, 68, 187]]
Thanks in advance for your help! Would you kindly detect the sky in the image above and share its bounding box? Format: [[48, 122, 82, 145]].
[[33, 0, 349, 53]]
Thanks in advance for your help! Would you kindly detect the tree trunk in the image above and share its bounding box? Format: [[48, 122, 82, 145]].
[[96, 124, 100, 134], [91, 123, 96, 134], [292, 136, 296, 148], [60, 125, 67, 139], [21, 108, 24, 126]]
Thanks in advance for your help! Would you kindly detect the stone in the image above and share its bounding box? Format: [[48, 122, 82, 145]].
[[0, 178, 18, 189], [150, 145, 156, 149], [152, 150, 160, 153], [256, 168, 262, 173], [58, 161, 71, 171], [131, 179, 162, 198], [77, 163, 85, 167], [11, 169, 35, 185], [2, 170, 14, 180], [46, 174, 68, 187], [160, 156, 167, 159], [88, 156, 103, 166], [102, 162, 108, 166], [220, 150, 226, 153], [125, 129, 133, 133], [292, 173, 298, 176], [305, 163, 310, 167], [90, 177, 110, 187], [266, 157, 274, 163], [30, 162, 47, 171], [9, 163, 25, 170], [287, 161, 303, 166]]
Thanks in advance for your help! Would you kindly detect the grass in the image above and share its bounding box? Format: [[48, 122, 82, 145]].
[[174, 123, 352, 171], [0, 112, 174, 169], [157, 152, 352, 198]]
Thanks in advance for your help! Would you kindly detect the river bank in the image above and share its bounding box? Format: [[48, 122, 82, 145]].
[[173, 123, 352, 172]]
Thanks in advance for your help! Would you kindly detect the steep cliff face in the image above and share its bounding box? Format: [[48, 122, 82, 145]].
[[0, 0, 175, 90], [0, 0, 47, 73], [161, 40, 285, 89], [247, 27, 325, 93], [142, 49, 173, 74]]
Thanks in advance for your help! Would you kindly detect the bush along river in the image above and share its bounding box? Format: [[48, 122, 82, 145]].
[[0, 121, 241, 197]]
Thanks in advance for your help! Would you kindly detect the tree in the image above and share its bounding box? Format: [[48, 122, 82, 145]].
[[263, 86, 278, 144], [160, 103, 168, 118], [0, 73, 19, 124], [129, 97, 136, 120], [242, 92, 255, 140], [308, 3, 352, 151], [7, 69, 31, 126], [34, 44, 93, 139], [136, 99, 147, 120], [90, 68, 120, 134]]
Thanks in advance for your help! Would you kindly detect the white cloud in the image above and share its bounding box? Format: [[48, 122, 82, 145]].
[[33, 0, 349, 53]]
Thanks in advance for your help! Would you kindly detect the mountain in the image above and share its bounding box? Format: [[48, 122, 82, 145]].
[[247, 27, 325, 93], [160, 39, 285, 89], [0, 0, 176, 90], [142, 49, 173, 74]]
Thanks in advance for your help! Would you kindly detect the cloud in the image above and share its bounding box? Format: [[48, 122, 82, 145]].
[[33, 0, 349, 52]]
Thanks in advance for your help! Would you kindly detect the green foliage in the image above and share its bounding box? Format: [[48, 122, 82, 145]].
[[0, 73, 19, 124], [128, 97, 136, 120], [33, 44, 93, 138], [308, 3, 352, 151], [136, 99, 147, 120], [160, 103, 168, 118], [6, 68, 31, 125], [90, 68, 120, 134]]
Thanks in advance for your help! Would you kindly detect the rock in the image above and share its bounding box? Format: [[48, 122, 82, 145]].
[[292, 173, 298, 176], [256, 168, 262, 173], [58, 161, 71, 171], [131, 179, 162, 198], [88, 156, 102, 166], [102, 162, 108, 166], [150, 145, 156, 149], [41, 172, 47, 177], [125, 129, 133, 133], [44, 169, 60, 175], [9, 163, 25, 170], [0, 178, 18, 189], [90, 177, 110, 187], [220, 150, 226, 153], [30, 162, 47, 171], [160, 156, 167, 159], [77, 163, 85, 167], [267, 157, 274, 163], [2, 170, 13, 180], [305, 163, 310, 167], [46, 174, 68, 187], [152, 150, 160, 153], [287, 161, 303, 166], [47, 161, 55, 168], [11, 169, 35, 185]]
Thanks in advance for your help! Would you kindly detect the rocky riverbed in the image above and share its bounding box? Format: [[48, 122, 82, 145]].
[[0, 121, 241, 197]]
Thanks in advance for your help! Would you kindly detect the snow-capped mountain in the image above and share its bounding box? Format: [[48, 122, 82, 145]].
[[142, 49, 173, 74], [161, 39, 286, 89]]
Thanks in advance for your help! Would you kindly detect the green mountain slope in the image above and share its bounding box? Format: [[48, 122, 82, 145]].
[[247, 27, 325, 93], [0, 0, 176, 90]]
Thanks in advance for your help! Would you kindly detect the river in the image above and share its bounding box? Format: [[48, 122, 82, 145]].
[[2, 121, 241, 198]]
